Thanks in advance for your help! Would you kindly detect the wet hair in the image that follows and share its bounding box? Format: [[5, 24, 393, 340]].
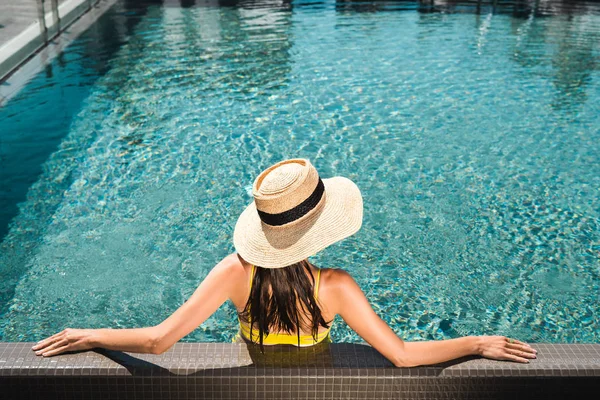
[[237, 260, 332, 352]]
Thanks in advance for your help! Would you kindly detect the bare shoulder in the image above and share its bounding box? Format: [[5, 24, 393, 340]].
[[212, 253, 247, 280], [321, 267, 357, 290], [318, 268, 362, 317]]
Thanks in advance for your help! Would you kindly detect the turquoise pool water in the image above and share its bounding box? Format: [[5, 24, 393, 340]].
[[0, 0, 599, 344]]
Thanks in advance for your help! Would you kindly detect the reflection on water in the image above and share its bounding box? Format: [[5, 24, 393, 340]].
[[548, 18, 598, 110], [334, 0, 600, 16], [508, 5, 599, 110]]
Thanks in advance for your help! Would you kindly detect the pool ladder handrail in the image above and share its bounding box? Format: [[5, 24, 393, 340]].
[[36, 0, 98, 46]]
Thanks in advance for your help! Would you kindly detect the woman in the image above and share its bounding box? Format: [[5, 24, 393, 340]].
[[33, 159, 537, 366]]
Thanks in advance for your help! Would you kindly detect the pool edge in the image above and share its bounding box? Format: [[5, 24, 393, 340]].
[[1, 342, 599, 399], [0, 0, 118, 104]]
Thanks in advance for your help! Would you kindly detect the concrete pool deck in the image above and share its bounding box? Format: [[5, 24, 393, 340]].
[[0, 0, 118, 106], [1, 342, 599, 399], [0, 0, 104, 82]]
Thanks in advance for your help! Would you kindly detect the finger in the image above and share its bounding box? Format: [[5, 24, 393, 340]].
[[32, 335, 64, 351], [42, 330, 66, 342], [506, 348, 536, 360], [41, 344, 71, 357], [35, 339, 68, 356], [32, 337, 57, 351], [508, 338, 533, 348], [507, 343, 537, 355], [32, 331, 65, 350], [502, 353, 530, 364], [32, 337, 58, 351], [505, 338, 537, 353]]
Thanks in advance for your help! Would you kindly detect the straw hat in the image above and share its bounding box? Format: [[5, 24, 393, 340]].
[[233, 159, 363, 268]]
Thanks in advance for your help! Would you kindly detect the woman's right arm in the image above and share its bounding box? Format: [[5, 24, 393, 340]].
[[331, 269, 536, 367], [33, 254, 244, 357]]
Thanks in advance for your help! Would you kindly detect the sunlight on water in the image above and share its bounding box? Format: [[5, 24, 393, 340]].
[[0, 0, 599, 343]]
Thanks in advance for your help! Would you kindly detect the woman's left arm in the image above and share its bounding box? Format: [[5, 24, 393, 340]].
[[33, 254, 242, 357]]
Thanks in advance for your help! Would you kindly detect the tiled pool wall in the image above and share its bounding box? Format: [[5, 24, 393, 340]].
[[1, 342, 599, 399]]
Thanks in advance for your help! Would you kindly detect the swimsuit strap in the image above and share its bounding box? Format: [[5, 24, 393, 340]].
[[314, 268, 322, 301], [249, 264, 256, 291], [247, 265, 256, 334]]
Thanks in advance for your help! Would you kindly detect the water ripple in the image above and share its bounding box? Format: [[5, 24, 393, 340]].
[[0, 1, 599, 344]]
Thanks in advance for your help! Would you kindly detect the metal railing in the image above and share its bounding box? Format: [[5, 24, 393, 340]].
[[0, 0, 102, 82], [34, 0, 100, 45]]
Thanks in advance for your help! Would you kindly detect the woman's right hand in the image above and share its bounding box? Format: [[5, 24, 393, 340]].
[[32, 328, 95, 357], [476, 336, 537, 363]]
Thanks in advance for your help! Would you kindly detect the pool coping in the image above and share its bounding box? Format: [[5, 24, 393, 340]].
[[1, 0, 90, 82], [0, 0, 117, 97], [1, 342, 599, 399]]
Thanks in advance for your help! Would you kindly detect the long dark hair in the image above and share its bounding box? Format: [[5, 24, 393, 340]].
[[238, 260, 332, 352]]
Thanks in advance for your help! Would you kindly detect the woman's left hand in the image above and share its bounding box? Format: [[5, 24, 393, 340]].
[[32, 328, 95, 357]]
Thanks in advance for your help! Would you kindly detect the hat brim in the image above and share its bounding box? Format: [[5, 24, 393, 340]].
[[233, 177, 363, 268]]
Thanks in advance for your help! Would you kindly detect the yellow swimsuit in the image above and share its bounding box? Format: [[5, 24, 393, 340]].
[[234, 265, 332, 346]]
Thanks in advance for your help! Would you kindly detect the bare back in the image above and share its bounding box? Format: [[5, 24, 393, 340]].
[[228, 254, 337, 338]]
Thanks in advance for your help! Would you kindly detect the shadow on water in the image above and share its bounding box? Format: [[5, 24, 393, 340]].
[[0, 0, 164, 242], [0, 0, 167, 331]]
